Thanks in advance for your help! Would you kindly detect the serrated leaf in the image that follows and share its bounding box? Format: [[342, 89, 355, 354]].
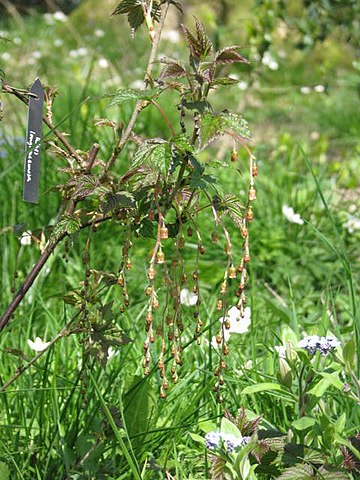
[[108, 88, 159, 106], [128, 5, 145, 30], [159, 58, 187, 79], [292, 417, 316, 431], [112, 0, 160, 31], [132, 140, 171, 177], [215, 46, 249, 65], [198, 112, 250, 148], [221, 112, 251, 140], [101, 192, 135, 213], [210, 455, 227, 480], [181, 17, 212, 60], [212, 77, 240, 87], [112, 0, 141, 15], [276, 464, 314, 480], [172, 134, 194, 155], [317, 469, 349, 480], [183, 100, 212, 114], [50, 216, 81, 243]]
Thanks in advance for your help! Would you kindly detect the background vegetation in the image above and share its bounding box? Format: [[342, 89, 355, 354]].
[[0, 0, 359, 478]]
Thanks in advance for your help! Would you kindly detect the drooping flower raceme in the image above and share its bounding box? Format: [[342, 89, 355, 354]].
[[282, 205, 304, 225], [298, 335, 340, 356]]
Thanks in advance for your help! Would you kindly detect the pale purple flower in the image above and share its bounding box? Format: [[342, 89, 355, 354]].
[[205, 431, 221, 450], [298, 335, 340, 356]]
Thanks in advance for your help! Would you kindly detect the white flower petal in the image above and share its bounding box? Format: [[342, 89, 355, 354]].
[[180, 288, 198, 307], [20, 230, 32, 246], [27, 337, 50, 352], [282, 205, 304, 225]]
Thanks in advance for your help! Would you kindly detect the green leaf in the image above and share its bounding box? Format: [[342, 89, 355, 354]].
[[276, 464, 313, 480], [198, 112, 250, 148], [221, 417, 242, 439], [242, 383, 282, 394], [343, 339, 355, 368], [100, 191, 135, 213], [172, 134, 194, 155], [123, 376, 156, 448], [0, 462, 10, 480], [112, 0, 160, 31], [211, 77, 240, 87], [108, 88, 159, 106], [50, 215, 81, 243], [183, 100, 212, 114], [292, 417, 316, 431], [308, 371, 343, 397], [189, 432, 206, 446], [132, 140, 171, 177]]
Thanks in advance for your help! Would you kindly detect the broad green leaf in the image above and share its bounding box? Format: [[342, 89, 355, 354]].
[[292, 417, 315, 431], [199, 112, 250, 148], [0, 462, 10, 480], [132, 140, 171, 176], [220, 417, 242, 439], [101, 191, 135, 213], [198, 420, 217, 433], [188, 432, 206, 446], [50, 215, 81, 243], [123, 376, 156, 447], [183, 100, 212, 114], [242, 383, 282, 394], [276, 464, 313, 480], [172, 134, 194, 155], [308, 371, 342, 397]]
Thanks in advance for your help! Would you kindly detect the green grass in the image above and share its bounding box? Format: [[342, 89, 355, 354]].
[[0, 5, 360, 479]]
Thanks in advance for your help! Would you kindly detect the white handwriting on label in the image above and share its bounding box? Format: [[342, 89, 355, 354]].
[[26, 130, 41, 182]]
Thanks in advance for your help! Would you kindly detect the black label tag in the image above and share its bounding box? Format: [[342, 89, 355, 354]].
[[23, 78, 44, 204]]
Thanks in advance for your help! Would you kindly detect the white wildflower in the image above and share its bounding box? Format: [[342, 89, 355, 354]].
[[27, 337, 51, 352], [282, 205, 304, 225], [345, 215, 360, 234], [54, 38, 63, 47], [53, 11, 67, 22], [77, 47, 88, 57], [219, 306, 251, 334], [69, 49, 79, 58], [180, 288, 198, 307], [107, 347, 117, 359], [1, 52, 10, 61], [94, 29, 105, 38], [300, 86, 311, 95], [32, 51, 42, 59], [314, 84, 325, 93], [310, 131, 320, 141], [238, 81, 248, 91], [20, 230, 32, 246], [98, 58, 109, 69], [348, 204, 357, 214], [262, 51, 279, 70]]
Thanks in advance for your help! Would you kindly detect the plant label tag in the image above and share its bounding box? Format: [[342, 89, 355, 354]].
[[23, 77, 44, 204]]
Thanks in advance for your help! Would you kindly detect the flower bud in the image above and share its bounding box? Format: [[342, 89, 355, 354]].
[[160, 226, 168, 240]]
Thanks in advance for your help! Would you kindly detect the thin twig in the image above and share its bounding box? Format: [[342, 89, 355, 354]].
[[101, 0, 171, 177], [0, 215, 110, 332]]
